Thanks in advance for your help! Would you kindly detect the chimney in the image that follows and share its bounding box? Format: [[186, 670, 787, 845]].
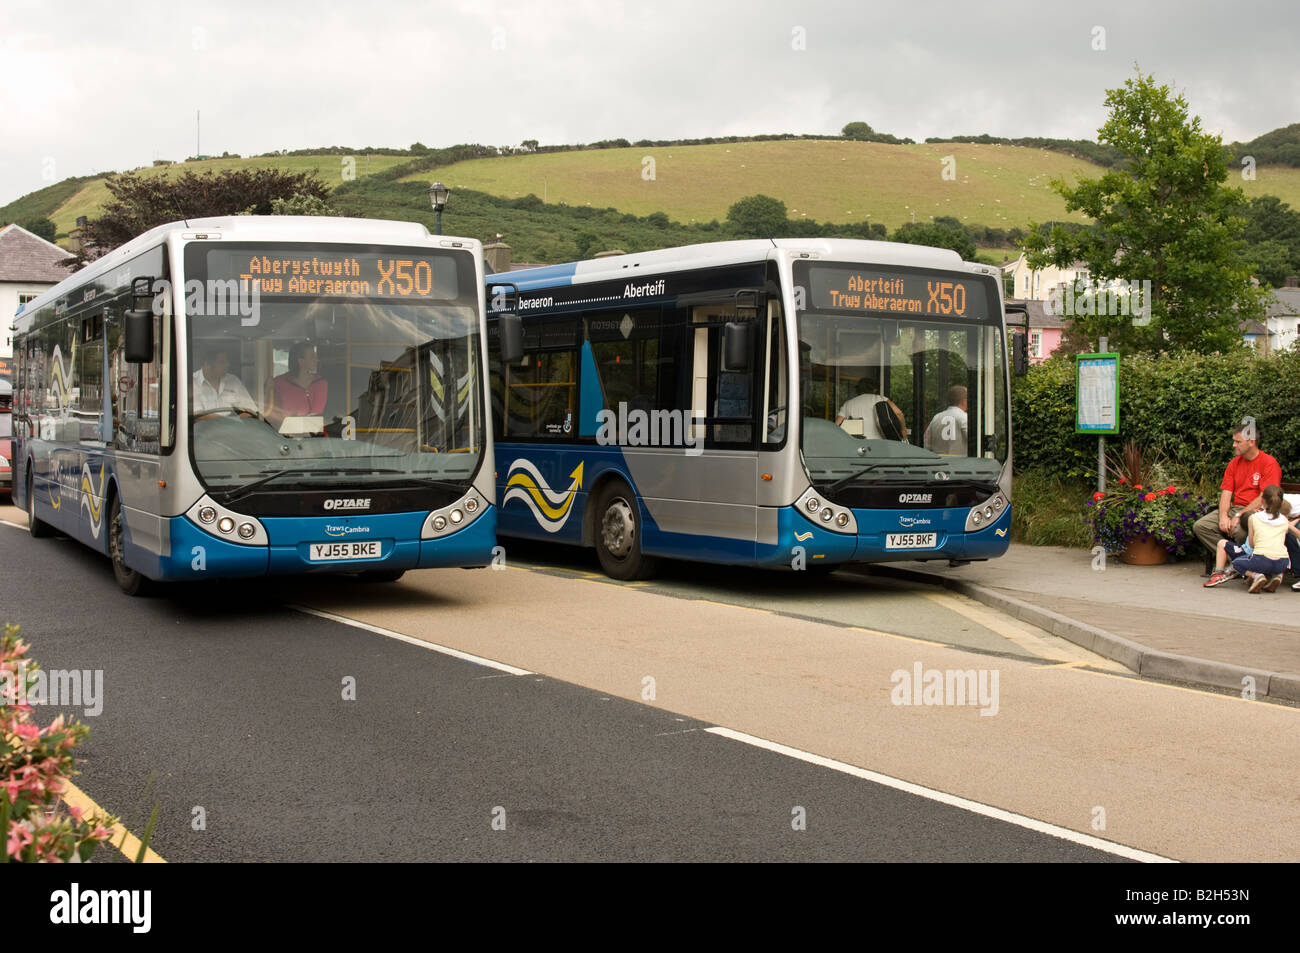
[[1286, 276, 1299, 289], [484, 239, 511, 274]]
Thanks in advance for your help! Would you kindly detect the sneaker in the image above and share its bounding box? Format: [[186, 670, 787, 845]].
[[1292, 578, 1300, 592], [1267, 574, 1284, 592], [1221, 566, 1240, 583], [1249, 573, 1269, 594], [1204, 571, 1232, 588]]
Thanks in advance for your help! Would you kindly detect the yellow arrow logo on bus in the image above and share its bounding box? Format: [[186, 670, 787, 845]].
[[502, 459, 583, 533]]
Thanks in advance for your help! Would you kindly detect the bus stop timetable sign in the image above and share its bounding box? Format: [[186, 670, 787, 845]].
[[1075, 352, 1119, 435]]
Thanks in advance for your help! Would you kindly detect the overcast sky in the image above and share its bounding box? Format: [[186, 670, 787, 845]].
[[2, 0, 1296, 207]]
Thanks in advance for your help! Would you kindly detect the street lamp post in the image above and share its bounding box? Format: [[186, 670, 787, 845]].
[[428, 181, 450, 235]]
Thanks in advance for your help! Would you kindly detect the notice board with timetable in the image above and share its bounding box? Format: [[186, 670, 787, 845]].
[[1075, 353, 1119, 434]]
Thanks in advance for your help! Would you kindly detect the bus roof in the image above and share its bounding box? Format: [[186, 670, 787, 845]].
[[11, 216, 477, 332], [490, 238, 980, 292]]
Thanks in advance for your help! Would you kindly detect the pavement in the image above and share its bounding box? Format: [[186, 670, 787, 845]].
[[868, 543, 1300, 703]]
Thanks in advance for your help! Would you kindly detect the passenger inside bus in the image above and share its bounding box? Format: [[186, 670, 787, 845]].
[[833, 375, 908, 441], [266, 341, 328, 431]]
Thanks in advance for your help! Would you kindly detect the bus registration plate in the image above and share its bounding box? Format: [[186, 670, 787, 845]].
[[310, 541, 382, 561], [885, 533, 937, 550]]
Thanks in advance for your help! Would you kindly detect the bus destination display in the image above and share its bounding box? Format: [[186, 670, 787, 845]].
[[198, 248, 459, 300], [804, 264, 988, 318]]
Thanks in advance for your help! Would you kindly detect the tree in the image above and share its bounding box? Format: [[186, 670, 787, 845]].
[[1023, 70, 1266, 354], [842, 122, 874, 140], [21, 218, 57, 242], [240, 192, 337, 217], [1240, 195, 1300, 287], [726, 194, 788, 237], [891, 222, 976, 261], [520, 139, 539, 153], [76, 168, 331, 261]]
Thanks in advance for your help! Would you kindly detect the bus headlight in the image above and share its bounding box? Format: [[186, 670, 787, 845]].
[[449, 509, 464, 524], [432, 515, 447, 531], [465, 498, 478, 513], [820, 509, 834, 522], [218, 517, 235, 534], [199, 506, 217, 523], [836, 513, 850, 527], [237, 522, 255, 539], [806, 498, 821, 512]]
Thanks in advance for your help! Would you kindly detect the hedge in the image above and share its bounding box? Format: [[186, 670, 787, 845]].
[[1011, 348, 1300, 483]]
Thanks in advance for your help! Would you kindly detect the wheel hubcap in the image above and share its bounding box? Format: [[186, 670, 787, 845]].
[[601, 498, 635, 558]]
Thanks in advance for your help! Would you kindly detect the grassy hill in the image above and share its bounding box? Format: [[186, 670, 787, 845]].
[[5, 135, 1300, 267], [394, 139, 1300, 232], [0, 154, 412, 237]]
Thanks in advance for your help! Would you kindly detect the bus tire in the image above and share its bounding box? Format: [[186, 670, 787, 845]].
[[108, 496, 152, 597], [358, 569, 405, 583], [27, 469, 54, 538], [593, 480, 658, 581]]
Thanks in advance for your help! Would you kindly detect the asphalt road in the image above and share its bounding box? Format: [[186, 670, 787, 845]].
[[0, 509, 1130, 863]]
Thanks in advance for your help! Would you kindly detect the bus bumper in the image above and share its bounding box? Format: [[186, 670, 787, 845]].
[[149, 507, 497, 580], [753, 503, 1012, 569]]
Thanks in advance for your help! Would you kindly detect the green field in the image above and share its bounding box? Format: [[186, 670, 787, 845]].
[[396, 140, 1110, 230], [27, 154, 411, 236], [7, 137, 1300, 257], [398, 139, 1300, 230]]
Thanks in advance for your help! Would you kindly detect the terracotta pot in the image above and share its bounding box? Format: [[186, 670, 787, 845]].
[[1120, 534, 1169, 565]]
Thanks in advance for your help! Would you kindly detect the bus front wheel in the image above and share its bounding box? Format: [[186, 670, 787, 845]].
[[594, 481, 658, 581], [109, 497, 151, 597], [27, 469, 53, 538]]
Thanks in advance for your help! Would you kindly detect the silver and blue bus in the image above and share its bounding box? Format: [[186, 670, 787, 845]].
[[487, 238, 1011, 579], [11, 216, 497, 594]]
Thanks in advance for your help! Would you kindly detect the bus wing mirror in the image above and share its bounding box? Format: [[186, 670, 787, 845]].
[[1013, 332, 1028, 376], [498, 313, 524, 365], [723, 321, 753, 373], [125, 277, 155, 363]]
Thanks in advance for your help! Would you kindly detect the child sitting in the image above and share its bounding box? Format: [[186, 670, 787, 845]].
[[1205, 485, 1299, 592]]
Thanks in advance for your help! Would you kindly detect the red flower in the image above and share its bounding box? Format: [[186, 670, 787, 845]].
[[1134, 484, 1143, 491], [1118, 476, 1127, 484], [1166, 485, 1176, 493], [1093, 491, 1105, 501], [1144, 492, 1156, 501]]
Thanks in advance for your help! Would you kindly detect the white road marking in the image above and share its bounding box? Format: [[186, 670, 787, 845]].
[[290, 605, 534, 676], [0, 520, 27, 530], [704, 725, 1176, 863]]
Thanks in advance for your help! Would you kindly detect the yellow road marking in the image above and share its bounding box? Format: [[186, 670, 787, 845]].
[[921, 591, 1127, 670], [58, 779, 166, 864]]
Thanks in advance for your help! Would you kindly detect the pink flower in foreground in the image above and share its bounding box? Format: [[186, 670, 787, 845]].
[[6, 824, 33, 858]]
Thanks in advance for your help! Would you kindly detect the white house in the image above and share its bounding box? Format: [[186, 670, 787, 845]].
[[0, 223, 75, 380]]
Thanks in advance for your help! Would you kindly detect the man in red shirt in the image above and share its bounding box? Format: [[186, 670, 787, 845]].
[[1195, 424, 1287, 572]]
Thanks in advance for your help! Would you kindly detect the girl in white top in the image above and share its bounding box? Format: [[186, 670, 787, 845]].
[[1235, 485, 1300, 592]]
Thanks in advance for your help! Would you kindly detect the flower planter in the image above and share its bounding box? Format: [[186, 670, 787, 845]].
[[1120, 534, 1169, 565]]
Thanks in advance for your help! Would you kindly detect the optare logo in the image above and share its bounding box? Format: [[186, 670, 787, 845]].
[[323, 498, 370, 511], [899, 493, 932, 504]]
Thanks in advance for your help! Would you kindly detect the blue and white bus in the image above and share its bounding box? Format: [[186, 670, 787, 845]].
[[487, 239, 1011, 579], [11, 216, 498, 594]]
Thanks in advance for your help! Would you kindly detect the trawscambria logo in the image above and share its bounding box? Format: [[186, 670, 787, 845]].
[[323, 498, 370, 510], [899, 493, 932, 504]]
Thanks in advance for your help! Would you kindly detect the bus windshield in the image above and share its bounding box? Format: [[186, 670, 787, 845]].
[[794, 266, 1008, 495], [184, 243, 484, 500]]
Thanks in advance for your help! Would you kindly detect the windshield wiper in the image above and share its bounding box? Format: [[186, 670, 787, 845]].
[[823, 462, 918, 493], [218, 466, 405, 504]]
